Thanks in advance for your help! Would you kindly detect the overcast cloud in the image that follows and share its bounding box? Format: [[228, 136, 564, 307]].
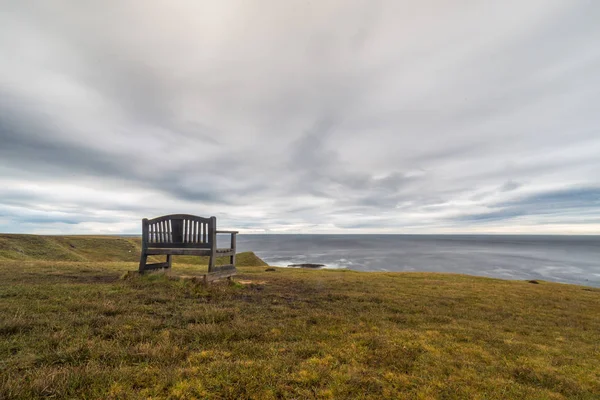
[[1, 0, 599, 234]]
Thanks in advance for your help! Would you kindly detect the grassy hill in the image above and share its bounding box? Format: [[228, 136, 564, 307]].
[[1, 235, 599, 399], [0, 234, 267, 267]]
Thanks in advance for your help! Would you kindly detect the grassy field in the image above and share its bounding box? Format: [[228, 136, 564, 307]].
[[1, 236, 600, 399], [0, 234, 267, 267]]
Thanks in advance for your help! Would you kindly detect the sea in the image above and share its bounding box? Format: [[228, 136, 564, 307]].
[[231, 234, 600, 287]]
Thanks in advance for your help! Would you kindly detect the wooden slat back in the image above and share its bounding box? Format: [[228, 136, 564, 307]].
[[144, 214, 213, 248]]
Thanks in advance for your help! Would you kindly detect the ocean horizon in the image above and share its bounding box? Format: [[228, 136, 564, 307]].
[[226, 234, 600, 287]]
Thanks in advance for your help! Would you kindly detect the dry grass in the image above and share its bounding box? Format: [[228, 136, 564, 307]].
[[1, 257, 599, 399]]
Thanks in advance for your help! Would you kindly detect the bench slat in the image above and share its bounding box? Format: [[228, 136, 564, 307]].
[[146, 248, 212, 256], [212, 265, 236, 273], [180, 219, 184, 243], [186, 219, 190, 243], [204, 268, 236, 283], [185, 219, 189, 243], [148, 242, 212, 249], [145, 262, 170, 270], [148, 214, 211, 224]]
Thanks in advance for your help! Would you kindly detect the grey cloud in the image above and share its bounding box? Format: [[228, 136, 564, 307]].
[[284, 117, 421, 209], [455, 209, 528, 223], [455, 186, 600, 223], [0, 206, 124, 226], [0, 92, 255, 207], [498, 187, 600, 211], [499, 181, 522, 192], [1, 1, 600, 233], [17, 216, 80, 225], [0, 101, 128, 179]]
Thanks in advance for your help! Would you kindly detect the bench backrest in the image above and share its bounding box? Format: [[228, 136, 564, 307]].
[[142, 214, 216, 248]]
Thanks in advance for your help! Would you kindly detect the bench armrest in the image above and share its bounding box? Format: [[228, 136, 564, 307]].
[[216, 230, 237, 253]]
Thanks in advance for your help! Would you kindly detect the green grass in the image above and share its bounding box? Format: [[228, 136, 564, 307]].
[[0, 234, 267, 267], [1, 236, 599, 399]]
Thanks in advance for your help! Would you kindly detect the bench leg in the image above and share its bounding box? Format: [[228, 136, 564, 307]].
[[208, 253, 215, 273], [230, 234, 236, 268], [166, 254, 172, 269], [139, 253, 148, 272]]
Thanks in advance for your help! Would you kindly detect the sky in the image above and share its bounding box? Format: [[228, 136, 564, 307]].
[[1, 0, 599, 234]]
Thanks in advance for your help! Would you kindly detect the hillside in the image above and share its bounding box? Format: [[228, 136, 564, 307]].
[[1, 235, 599, 398], [0, 234, 267, 267]]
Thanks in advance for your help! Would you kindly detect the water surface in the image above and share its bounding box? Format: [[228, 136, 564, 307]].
[[232, 234, 600, 287]]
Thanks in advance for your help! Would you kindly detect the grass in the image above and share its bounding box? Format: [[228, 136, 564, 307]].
[[1, 236, 599, 399], [0, 234, 267, 267]]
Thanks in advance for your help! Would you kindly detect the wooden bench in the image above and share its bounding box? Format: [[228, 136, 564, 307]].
[[139, 214, 237, 280]]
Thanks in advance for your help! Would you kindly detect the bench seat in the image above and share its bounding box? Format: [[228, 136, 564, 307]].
[[146, 248, 235, 256]]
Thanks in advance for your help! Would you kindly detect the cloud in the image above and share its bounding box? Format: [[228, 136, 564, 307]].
[[499, 181, 522, 192], [455, 186, 600, 224], [1, 0, 600, 233]]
